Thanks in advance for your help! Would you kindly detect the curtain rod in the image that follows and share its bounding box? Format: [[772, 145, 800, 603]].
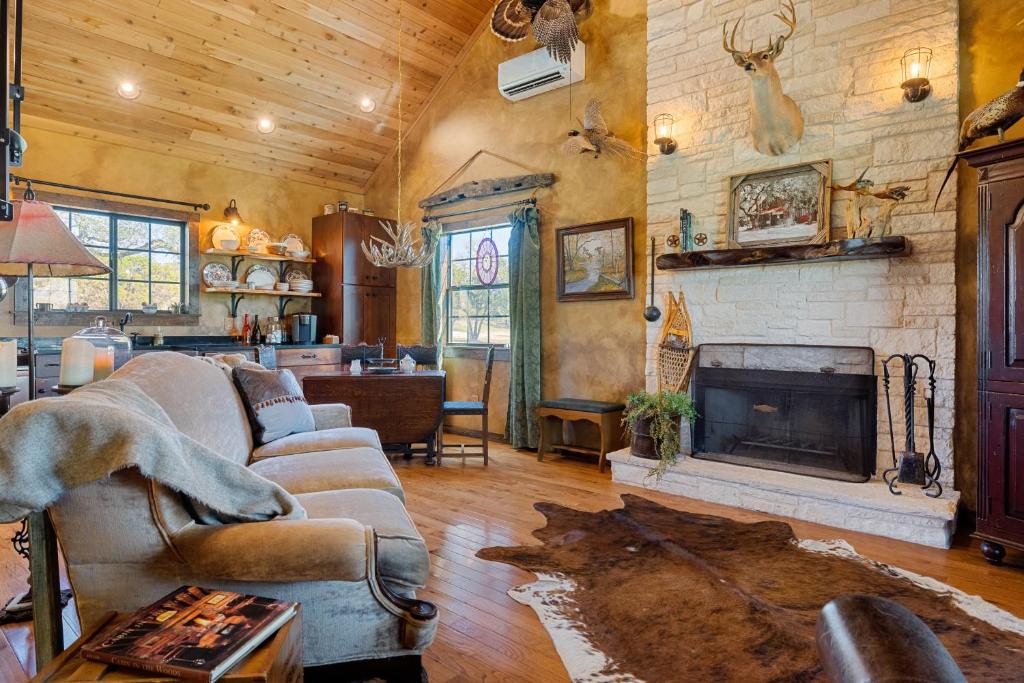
[[11, 175, 210, 211], [423, 197, 535, 223]]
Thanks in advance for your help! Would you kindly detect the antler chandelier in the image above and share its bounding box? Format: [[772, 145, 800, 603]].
[[361, 1, 435, 269]]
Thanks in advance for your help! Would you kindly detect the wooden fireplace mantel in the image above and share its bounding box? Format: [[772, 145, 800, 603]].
[[656, 236, 910, 272]]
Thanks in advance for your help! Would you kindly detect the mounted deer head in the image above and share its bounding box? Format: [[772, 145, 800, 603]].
[[723, 0, 804, 156]]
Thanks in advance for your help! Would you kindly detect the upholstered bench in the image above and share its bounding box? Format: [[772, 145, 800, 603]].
[[536, 399, 626, 473]]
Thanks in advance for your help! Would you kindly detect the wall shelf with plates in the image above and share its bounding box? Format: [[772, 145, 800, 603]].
[[203, 248, 316, 264]]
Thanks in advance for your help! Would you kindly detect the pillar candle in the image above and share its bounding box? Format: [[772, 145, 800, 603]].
[[93, 346, 115, 381], [0, 341, 16, 388], [60, 338, 95, 387]]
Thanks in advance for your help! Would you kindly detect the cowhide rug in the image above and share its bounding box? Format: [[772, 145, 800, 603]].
[[477, 495, 1024, 683]]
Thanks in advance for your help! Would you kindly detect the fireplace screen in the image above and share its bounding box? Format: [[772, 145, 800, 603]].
[[692, 345, 876, 483]]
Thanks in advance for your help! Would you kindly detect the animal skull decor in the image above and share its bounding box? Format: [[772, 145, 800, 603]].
[[722, 0, 805, 156]]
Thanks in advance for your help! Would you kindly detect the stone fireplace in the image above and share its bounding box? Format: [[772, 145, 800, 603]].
[[609, 0, 962, 548], [692, 344, 876, 483]]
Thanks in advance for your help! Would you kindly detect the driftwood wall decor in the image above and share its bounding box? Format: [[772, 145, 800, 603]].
[[418, 173, 555, 209]]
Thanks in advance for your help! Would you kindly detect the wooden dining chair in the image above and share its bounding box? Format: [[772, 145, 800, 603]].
[[397, 344, 439, 369], [437, 346, 495, 466], [340, 343, 383, 368]]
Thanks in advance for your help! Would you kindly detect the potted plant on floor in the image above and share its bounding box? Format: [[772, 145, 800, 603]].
[[623, 390, 697, 480]]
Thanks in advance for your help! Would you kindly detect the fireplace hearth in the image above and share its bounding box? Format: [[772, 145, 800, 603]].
[[692, 344, 876, 483]]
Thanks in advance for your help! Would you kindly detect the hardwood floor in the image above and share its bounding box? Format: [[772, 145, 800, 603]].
[[1, 440, 1023, 682]]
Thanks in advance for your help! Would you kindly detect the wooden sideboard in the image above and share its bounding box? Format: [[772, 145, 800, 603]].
[[964, 138, 1024, 564], [311, 212, 397, 357]]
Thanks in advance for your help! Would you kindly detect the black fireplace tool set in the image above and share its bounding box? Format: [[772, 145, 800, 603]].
[[881, 353, 942, 498]]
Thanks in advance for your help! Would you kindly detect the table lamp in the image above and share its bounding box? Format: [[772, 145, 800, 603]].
[[0, 187, 110, 657]]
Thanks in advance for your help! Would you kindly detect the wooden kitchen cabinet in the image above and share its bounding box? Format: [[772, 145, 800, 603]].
[[965, 138, 1024, 564], [312, 212, 397, 355]]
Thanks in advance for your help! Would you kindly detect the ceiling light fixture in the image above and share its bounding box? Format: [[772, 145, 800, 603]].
[[256, 117, 276, 134], [359, 97, 376, 113], [360, 5, 434, 269], [117, 82, 140, 100]]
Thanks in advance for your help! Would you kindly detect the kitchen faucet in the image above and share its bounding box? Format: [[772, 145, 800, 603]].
[[118, 312, 133, 333]]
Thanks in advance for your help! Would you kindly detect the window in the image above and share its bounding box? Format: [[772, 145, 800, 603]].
[[32, 207, 187, 312], [446, 224, 511, 346]]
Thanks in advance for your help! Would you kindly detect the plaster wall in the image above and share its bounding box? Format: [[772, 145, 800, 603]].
[[365, 1, 649, 435], [647, 0, 960, 488], [1, 123, 361, 337], [953, 0, 1024, 513]]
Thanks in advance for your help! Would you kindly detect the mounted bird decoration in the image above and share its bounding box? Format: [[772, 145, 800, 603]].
[[491, 0, 592, 64], [935, 65, 1024, 208], [562, 98, 645, 160]]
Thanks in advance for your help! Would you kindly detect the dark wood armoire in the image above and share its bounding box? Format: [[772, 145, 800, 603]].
[[965, 138, 1024, 565], [312, 212, 397, 357]]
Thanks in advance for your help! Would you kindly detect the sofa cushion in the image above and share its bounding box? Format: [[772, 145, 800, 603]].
[[249, 447, 404, 501], [232, 367, 316, 445], [252, 428, 382, 460], [295, 489, 429, 588], [111, 352, 253, 465]]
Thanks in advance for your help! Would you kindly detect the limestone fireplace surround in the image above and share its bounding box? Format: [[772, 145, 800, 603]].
[[630, 0, 961, 549]]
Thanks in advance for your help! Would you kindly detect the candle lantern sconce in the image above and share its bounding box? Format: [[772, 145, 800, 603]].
[[881, 353, 943, 498], [900, 47, 933, 103]]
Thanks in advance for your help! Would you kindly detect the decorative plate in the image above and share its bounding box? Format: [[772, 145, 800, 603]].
[[203, 262, 232, 288], [246, 227, 271, 250], [284, 268, 309, 283], [476, 237, 499, 286], [281, 233, 306, 253], [244, 264, 277, 289], [211, 224, 239, 250]]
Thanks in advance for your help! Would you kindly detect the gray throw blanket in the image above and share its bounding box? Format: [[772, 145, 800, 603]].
[[0, 378, 306, 524]]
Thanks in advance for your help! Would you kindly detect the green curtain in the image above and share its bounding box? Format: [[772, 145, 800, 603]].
[[420, 224, 445, 365], [506, 206, 541, 449]]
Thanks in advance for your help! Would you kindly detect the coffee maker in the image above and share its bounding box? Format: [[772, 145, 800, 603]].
[[291, 314, 317, 344]]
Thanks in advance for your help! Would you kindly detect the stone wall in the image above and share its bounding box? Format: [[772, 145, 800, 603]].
[[646, 0, 959, 486]]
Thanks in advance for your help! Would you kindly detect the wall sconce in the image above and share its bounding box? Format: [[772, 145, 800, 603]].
[[653, 113, 678, 155], [900, 47, 932, 103], [223, 199, 244, 226]]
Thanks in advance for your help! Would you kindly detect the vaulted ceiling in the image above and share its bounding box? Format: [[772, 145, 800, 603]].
[[20, 0, 495, 194]]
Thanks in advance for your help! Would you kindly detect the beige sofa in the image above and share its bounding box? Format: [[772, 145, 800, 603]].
[[46, 351, 436, 667]]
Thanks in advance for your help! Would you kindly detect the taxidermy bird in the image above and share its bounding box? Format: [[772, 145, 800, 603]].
[[935, 66, 1024, 208], [562, 98, 644, 160], [491, 0, 592, 64]]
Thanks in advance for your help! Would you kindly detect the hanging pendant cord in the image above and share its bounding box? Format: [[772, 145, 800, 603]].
[[396, 0, 404, 226]]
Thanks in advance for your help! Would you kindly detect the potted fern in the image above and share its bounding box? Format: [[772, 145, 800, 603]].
[[623, 390, 697, 479]]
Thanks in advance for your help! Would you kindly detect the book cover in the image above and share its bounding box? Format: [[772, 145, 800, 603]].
[[82, 586, 296, 682]]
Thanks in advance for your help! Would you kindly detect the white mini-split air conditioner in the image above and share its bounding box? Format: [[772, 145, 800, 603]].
[[498, 43, 586, 101]]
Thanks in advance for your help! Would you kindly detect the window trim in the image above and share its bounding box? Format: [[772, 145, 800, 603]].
[[444, 223, 511, 348], [13, 189, 202, 327]]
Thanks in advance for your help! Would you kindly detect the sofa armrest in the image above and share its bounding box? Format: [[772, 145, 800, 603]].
[[173, 518, 367, 583], [310, 403, 352, 430]]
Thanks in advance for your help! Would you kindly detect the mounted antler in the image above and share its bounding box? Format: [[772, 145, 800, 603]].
[[766, 0, 796, 58], [721, 0, 804, 156]]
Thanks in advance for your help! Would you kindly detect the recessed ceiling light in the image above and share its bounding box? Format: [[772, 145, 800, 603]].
[[359, 97, 376, 113], [117, 82, 140, 100], [256, 117, 276, 134]]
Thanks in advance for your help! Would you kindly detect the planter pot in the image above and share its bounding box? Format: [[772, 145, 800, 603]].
[[631, 416, 666, 460]]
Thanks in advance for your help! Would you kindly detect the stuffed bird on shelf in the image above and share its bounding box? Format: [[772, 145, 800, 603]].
[[491, 0, 592, 64], [935, 65, 1024, 208], [562, 98, 645, 160]]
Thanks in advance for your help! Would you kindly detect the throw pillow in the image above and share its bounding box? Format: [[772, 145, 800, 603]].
[[232, 367, 315, 445]]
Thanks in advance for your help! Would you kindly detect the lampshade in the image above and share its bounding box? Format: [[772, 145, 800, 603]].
[[0, 200, 110, 276]]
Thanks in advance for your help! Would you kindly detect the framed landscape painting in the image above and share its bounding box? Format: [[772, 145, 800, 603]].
[[556, 218, 634, 302], [727, 160, 832, 248]]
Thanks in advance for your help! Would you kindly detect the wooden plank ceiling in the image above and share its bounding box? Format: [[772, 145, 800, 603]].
[[19, 0, 494, 193]]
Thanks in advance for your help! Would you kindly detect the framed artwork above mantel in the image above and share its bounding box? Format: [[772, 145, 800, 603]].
[[727, 160, 832, 248], [556, 218, 634, 302]]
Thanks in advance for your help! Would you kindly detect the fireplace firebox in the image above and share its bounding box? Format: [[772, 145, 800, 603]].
[[691, 344, 876, 483]]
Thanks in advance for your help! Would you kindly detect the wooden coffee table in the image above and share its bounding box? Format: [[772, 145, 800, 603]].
[[31, 608, 302, 682]]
